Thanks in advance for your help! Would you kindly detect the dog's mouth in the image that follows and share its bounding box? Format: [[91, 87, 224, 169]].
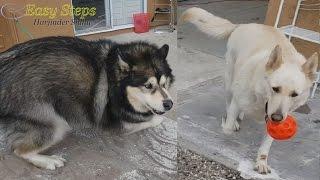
[[265, 102, 268, 121], [152, 109, 165, 115], [265, 102, 288, 122], [146, 105, 165, 115]]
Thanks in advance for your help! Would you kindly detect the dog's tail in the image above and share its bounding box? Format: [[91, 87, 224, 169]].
[[179, 7, 237, 39]]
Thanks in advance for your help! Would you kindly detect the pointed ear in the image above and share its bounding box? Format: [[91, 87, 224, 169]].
[[117, 49, 129, 71], [266, 45, 283, 72], [302, 52, 318, 81], [159, 44, 169, 59]]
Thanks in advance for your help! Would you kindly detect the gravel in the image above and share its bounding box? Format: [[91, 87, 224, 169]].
[[178, 147, 248, 180]]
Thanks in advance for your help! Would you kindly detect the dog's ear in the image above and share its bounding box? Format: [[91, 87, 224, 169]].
[[117, 49, 129, 72], [302, 52, 318, 81], [159, 44, 169, 59], [266, 45, 283, 72]]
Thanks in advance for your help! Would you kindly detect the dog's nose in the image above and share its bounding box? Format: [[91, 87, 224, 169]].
[[271, 113, 283, 122], [163, 99, 173, 111]]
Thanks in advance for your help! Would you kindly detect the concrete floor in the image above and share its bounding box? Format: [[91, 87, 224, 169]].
[[1, 1, 319, 179], [0, 31, 178, 180], [177, 0, 319, 180]]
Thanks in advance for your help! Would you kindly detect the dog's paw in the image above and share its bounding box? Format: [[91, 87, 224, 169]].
[[232, 120, 240, 131], [25, 154, 66, 170], [238, 112, 245, 121], [41, 155, 66, 170], [0, 154, 4, 160], [254, 160, 271, 174], [222, 126, 234, 134], [122, 116, 164, 135], [221, 115, 240, 134], [150, 116, 164, 128]]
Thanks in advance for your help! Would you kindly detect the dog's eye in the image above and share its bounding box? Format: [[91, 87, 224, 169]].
[[272, 87, 280, 93], [145, 83, 153, 89], [291, 92, 298, 97]]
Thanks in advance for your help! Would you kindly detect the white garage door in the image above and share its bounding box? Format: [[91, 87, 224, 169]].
[[73, 0, 145, 35], [112, 0, 144, 26]]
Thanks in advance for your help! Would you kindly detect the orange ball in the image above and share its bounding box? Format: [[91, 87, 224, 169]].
[[266, 115, 297, 140]]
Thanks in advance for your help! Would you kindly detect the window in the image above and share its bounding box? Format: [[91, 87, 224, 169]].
[[72, 0, 146, 36]]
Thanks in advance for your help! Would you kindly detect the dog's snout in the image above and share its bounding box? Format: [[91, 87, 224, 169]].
[[163, 99, 173, 111], [271, 113, 283, 122]]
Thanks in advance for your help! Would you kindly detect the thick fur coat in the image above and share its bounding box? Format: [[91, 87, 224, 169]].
[[0, 36, 174, 169]]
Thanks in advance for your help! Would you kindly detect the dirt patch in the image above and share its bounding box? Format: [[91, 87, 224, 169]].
[[178, 147, 249, 180]]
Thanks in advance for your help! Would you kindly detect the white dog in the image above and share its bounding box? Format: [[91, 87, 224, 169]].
[[180, 7, 318, 174]]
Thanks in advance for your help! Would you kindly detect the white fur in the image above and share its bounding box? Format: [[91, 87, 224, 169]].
[[118, 55, 129, 71], [17, 104, 71, 170], [122, 116, 163, 134], [21, 154, 66, 170], [162, 88, 172, 100], [224, 25, 313, 174], [94, 69, 108, 124], [26, 103, 71, 145], [255, 134, 273, 174], [126, 76, 172, 113], [127, 89, 150, 113], [183, 7, 318, 174], [160, 75, 167, 86], [180, 7, 237, 39]]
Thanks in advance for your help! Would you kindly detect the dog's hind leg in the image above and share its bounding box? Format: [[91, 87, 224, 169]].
[[221, 97, 240, 134], [8, 104, 71, 170], [224, 49, 235, 107], [224, 50, 245, 125], [254, 134, 273, 174]]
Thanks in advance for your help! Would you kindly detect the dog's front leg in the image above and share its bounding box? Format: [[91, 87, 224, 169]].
[[254, 134, 273, 174], [122, 116, 164, 135]]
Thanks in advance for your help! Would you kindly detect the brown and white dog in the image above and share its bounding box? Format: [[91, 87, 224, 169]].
[[180, 7, 318, 174]]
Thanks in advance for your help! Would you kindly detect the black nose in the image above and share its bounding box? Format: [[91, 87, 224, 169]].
[[271, 113, 283, 122], [163, 99, 173, 111]]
